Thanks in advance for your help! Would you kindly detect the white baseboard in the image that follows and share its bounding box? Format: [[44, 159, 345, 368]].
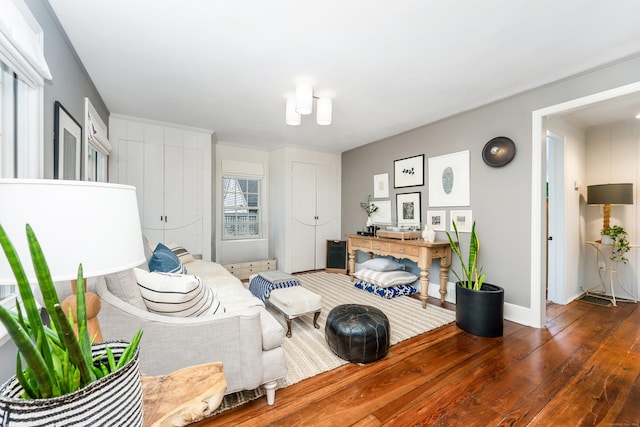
[[426, 281, 541, 328]]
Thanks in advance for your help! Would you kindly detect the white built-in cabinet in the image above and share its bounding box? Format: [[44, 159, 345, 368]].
[[108, 116, 212, 260], [270, 147, 341, 273]]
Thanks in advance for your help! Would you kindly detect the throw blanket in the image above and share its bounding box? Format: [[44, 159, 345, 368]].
[[249, 273, 300, 302]]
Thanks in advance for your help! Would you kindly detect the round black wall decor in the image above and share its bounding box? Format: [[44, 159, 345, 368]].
[[482, 136, 516, 167]]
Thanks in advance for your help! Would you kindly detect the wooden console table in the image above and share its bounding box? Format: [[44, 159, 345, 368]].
[[346, 234, 452, 308]]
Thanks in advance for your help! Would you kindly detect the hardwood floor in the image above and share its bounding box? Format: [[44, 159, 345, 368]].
[[193, 298, 639, 426]]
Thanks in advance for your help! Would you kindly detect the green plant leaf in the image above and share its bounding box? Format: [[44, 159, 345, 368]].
[[52, 304, 93, 386], [0, 306, 54, 398]]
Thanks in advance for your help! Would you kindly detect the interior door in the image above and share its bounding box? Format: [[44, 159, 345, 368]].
[[291, 161, 317, 272], [314, 163, 339, 268]]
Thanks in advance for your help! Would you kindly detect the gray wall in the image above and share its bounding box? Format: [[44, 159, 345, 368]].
[[342, 53, 640, 309], [25, 0, 109, 179]]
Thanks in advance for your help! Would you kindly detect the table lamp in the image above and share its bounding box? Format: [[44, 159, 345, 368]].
[[0, 179, 145, 341], [587, 183, 634, 231]]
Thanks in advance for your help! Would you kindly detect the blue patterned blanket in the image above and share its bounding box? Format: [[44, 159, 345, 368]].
[[249, 273, 300, 302]]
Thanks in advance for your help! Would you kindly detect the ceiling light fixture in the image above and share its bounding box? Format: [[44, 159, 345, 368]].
[[285, 81, 333, 126], [316, 97, 332, 126]]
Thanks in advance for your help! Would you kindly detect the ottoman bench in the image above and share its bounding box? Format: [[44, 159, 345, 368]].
[[269, 286, 322, 338], [249, 271, 322, 338], [325, 304, 390, 363]]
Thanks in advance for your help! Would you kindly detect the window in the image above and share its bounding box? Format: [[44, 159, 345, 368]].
[[84, 98, 110, 182], [223, 177, 261, 239], [0, 0, 51, 304]]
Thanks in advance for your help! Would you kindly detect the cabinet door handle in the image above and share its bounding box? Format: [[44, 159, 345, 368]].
[[399, 247, 405, 253]]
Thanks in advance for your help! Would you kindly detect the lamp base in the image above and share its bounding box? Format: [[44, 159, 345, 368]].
[[61, 290, 103, 343]]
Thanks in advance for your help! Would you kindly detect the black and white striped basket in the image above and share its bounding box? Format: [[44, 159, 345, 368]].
[[0, 341, 143, 426]]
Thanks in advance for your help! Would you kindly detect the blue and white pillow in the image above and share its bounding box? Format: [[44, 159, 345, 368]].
[[354, 281, 418, 298], [149, 243, 187, 274]]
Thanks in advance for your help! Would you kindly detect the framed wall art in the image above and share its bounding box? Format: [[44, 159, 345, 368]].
[[450, 210, 473, 233], [428, 150, 470, 207], [373, 173, 389, 198], [394, 154, 424, 188], [54, 101, 82, 180], [396, 192, 421, 227], [426, 210, 446, 231], [370, 200, 392, 224]]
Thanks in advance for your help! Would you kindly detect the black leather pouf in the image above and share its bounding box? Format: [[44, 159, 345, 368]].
[[325, 304, 390, 363]]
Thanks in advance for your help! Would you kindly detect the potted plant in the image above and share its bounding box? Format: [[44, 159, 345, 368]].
[[360, 194, 378, 227], [0, 224, 144, 426], [600, 225, 631, 264], [446, 221, 504, 337]]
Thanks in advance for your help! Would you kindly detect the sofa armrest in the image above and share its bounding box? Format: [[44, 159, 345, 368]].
[[95, 276, 282, 393]]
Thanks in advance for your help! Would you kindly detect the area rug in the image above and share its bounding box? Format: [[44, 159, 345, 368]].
[[213, 271, 456, 414]]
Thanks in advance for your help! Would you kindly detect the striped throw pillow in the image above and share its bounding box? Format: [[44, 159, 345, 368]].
[[167, 242, 195, 264], [353, 268, 418, 288], [134, 268, 224, 317]]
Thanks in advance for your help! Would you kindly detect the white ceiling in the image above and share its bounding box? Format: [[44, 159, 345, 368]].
[[47, 0, 640, 153]]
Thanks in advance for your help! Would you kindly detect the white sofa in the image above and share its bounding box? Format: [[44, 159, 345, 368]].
[[94, 260, 287, 404]]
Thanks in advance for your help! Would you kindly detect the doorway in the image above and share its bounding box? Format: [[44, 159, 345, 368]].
[[530, 81, 640, 328]]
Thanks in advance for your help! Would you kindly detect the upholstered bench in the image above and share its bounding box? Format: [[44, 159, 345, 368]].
[[268, 286, 321, 338], [249, 271, 322, 338], [325, 304, 390, 363]]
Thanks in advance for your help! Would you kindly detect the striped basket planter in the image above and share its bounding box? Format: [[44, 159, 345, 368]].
[[0, 341, 143, 426]]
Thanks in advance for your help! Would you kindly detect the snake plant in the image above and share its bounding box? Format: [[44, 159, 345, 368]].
[[446, 221, 486, 291], [0, 224, 142, 399]]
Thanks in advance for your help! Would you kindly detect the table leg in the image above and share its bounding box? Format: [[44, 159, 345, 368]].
[[439, 261, 450, 304], [348, 249, 356, 282], [419, 268, 429, 309]]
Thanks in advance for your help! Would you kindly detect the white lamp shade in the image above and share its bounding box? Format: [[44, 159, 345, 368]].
[[285, 97, 301, 126], [0, 179, 146, 285], [295, 82, 313, 115], [316, 97, 332, 125]]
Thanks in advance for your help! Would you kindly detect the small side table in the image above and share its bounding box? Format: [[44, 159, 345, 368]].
[[585, 240, 638, 306]]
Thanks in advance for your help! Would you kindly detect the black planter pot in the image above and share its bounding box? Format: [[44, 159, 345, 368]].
[[455, 282, 504, 337]]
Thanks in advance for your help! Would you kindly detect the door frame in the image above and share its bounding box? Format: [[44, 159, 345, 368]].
[[530, 80, 640, 328]]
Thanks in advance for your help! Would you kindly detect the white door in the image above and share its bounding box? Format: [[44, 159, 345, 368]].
[[546, 131, 564, 303], [291, 161, 318, 272], [314, 163, 340, 269]]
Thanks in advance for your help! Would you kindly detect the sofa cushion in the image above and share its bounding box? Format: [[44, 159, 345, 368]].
[[149, 243, 186, 274], [104, 269, 147, 310], [134, 268, 224, 317], [167, 242, 195, 264], [353, 268, 418, 288]]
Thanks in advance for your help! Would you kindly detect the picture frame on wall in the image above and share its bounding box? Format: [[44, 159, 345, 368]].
[[428, 150, 470, 207], [54, 101, 82, 180], [426, 210, 447, 231], [370, 200, 392, 224], [450, 210, 473, 233], [394, 154, 424, 188], [396, 192, 421, 227], [373, 173, 389, 198]]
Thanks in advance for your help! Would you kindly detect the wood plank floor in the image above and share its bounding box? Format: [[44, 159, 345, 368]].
[[193, 297, 639, 426]]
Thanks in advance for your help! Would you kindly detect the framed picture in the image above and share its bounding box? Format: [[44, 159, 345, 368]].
[[394, 154, 424, 188], [373, 173, 389, 198], [54, 101, 82, 180], [396, 192, 421, 226], [450, 210, 473, 233], [428, 150, 470, 207], [426, 210, 446, 231], [370, 200, 392, 224]]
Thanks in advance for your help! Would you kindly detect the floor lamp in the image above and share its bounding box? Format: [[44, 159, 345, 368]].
[[0, 179, 145, 342]]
